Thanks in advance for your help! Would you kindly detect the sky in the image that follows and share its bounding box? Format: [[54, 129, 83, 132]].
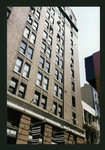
[[70, 7, 100, 87]]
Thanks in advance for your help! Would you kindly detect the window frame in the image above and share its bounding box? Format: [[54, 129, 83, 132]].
[[22, 63, 30, 78], [23, 27, 30, 39], [43, 77, 49, 91], [39, 56, 45, 69], [19, 41, 27, 55], [30, 32, 36, 44], [8, 78, 18, 94], [14, 58, 23, 73], [18, 83, 26, 99], [36, 72, 43, 86], [27, 46, 33, 60], [54, 84, 58, 97], [45, 61, 50, 73]]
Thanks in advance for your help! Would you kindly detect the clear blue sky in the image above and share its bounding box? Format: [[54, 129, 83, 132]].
[[70, 7, 100, 87]]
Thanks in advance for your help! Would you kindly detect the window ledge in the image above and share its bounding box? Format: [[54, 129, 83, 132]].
[[18, 51, 25, 57], [71, 77, 75, 81], [54, 78, 63, 85], [53, 95, 63, 102], [29, 41, 35, 46], [71, 90, 75, 95], [36, 84, 42, 89], [72, 106, 76, 110], [13, 70, 21, 76], [22, 75, 29, 81], [42, 88, 48, 93], [26, 57, 32, 62]]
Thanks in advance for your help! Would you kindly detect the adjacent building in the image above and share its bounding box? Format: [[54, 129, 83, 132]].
[[85, 51, 100, 106], [81, 100, 100, 144], [7, 6, 85, 144]]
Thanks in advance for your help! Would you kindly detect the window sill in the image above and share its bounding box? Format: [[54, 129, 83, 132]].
[[54, 78, 63, 85], [18, 51, 25, 57], [36, 84, 42, 89], [71, 77, 75, 81], [22, 35, 28, 41], [13, 70, 21, 76], [22, 75, 29, 81], [53, 95, 63, 102], [29, 41, 35, 46], [26, 57, 32, 62], [38, 66, 44, 71], [55, 64, 63, 71], [42, 88, 48, 93], [72, 106, 76, 110], [71, 90, 75, 95]]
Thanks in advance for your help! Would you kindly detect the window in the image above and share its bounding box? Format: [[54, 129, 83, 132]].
[[56, 56, 59, 66], [72, 112, 76, 125], [37, 7, 42, 10], [50, 16, 54, 24], [41, 42, 46, 53], [56, 44, 60, 53], [33, 91, 40, 106], [70, 39, 73, 46], [61, 38, 64, 46], [36, 72, 43, 86], [33, 21, 38, 31], [60, 60, 63, 69], [18, 83, 26, 99], [71, 82, 75, 92], [14, 58, 23, 73], [30, 33, 36, 44], [70, 31, 73, 37], [39, 56, 45, 69], [7, 8, 11, 20], [51, 8, 55, 15], [72, 96, 76, 108], [45, 61, 50, 73], [27, 15, 33, 25], [61, 21, 64, 27], [48, 36, 52, 46], [46, 11, 50, 19], [35, 11, 40, 20], [43, 77, 49, 90], [23, 27, 30, 39], [61, 29, 64, 36], [46, 48, 51, 58], [41, 95, 47, 109], [23, 63, 30, 78], [53, 102, 57, 115], [45, 20, 49, 29], [60, 48, 63, 57], [8, 78, 18, 94], [43, 31, 48, 39], [71, 48, 73, 56], [59, 87, 63, 99], [71, 58, 74, 66], [71, 69, 74, 78], [58, 105, 62, 117], [55, 69, 59, 80], [54, 84, 58, 97], [59, 73, 63, 83], [30, 7, 35, 14], [57, 34, 60, 42], [49, 25, 53, 34], [48, 7, 51, 10], [27, 47, 33, 60], [19, 41, 27, 55], [57, 25, 61, 32]]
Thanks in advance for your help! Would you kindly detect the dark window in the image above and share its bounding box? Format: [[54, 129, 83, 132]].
[[72, 112, 76, 125], [33, 91, 40, 106], [19, 41, 27, 55], [51, 8, 55, 15], [46, 11, 50, 19], [59, 87, 62, 99], [54, 84, 58, 97], [33, 21, 38, 31], [71, 69, 74, 78], [71, 82, 75, 92], [7, 8, 11, 20], [45, 61, 50, 73], [72, 96, 76, 108], [41, 95, 47, 109], [27, 47, 33, 60], [46, 48, 51, 58], [43, 77, 49, 90], [70, 31, 73, 37], [23, 27, 30, 39], [27, 15, 33, 25], [53, 102, 57, 115], [55, 69, 59, 80], [49, 25, 53, 34], [71, 48, 73, 56], [41, 43, 46, 53], [35, 11, 40, 20], [39, 56, 45, 69], [14, 58, 23, 73], [18, 83, 26, 99], [8, 78, 18, 94], [71, 39, 73, 46], [36, 72, 43, 86], [30, 7, 35, 14], [23, 63, 30, 78], [58, 105, 62, 117], [56, 56, 59, 66], [59, 72, 63, 83], [30, 33, 36, 44]]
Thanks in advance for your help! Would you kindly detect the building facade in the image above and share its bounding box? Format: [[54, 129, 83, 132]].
[[7, 6, 85, 144], [81, 100, 100, 144]]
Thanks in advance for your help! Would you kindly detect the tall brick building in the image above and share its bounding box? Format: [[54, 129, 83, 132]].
[[7, 6, 85, 144]]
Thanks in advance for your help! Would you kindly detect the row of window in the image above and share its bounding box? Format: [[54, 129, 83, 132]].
[[30, 7, 41, 20], [27, 15, 39, 31]]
